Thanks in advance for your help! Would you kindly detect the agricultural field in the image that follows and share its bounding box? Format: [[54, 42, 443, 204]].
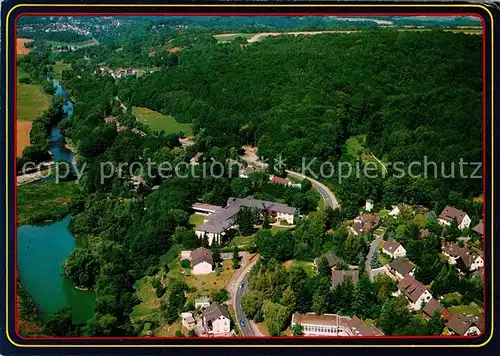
[[17, 83, 51, 121], [17, 38, 33, 55], [16, 73, 51, 156], [132, 107, 193, 136]]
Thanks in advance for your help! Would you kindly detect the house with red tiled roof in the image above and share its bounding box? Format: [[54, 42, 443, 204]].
[[382, 238, 406, 258], [446, 313, 483, 336], [438, 205, 471, 230], [270, 175, 292, 186], [393, 276, 433, 311]]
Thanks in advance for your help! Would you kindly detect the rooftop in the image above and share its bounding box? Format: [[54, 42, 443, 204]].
[[439, 205, 468, 224]]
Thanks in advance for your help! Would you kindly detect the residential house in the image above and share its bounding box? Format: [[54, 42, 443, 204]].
[[422, 298, 451, 320], [388, 204, 410, 217], [239, 166, 256, 179], [388, 258, 415, 280], [313, 252, 344, 270], [291, 313, 384, 337], [442, 243, 484, 272], [201, 302, 231, 336], [456, 248, 484, 273], [190, 247, 214, 275], [270, 175, 292, 186], [394, 276, 433, 311], [195, 197, 296, 245], [349, 214, 380, 236], [180, 250, 192, 261], [364, 199, 374, 212], [472, 222, 484, 236], [438, 205, 471, 230], [195, 297, 211, 310], [331, 269, 359, 288], [382, 238, 407, 258], [446, 313, 483, 336], [181, 312, 196, 330]]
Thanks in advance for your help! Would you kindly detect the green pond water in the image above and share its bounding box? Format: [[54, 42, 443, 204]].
[[17, 215, 95, 323]]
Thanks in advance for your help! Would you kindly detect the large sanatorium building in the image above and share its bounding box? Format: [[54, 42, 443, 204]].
[[193, 197, 296, 245]]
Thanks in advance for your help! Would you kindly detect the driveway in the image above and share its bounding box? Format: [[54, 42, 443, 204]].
[[365, 228, 387, 280]]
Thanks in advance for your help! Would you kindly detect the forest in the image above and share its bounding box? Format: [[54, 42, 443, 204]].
[[110, 29, 482, 218], [17, 23, 484, 337]]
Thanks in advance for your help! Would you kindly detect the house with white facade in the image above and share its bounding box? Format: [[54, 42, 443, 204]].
[[438, 205, 471, 230], [291, 313, 384, 337], [201, 302, 231, 336], [394, 275, 433, 311], [195, 297, 211, 310], [446, 313, 483, 336], [443, 243, 484, 272], [190, 247, 214, 275], [382, 238, 406, 258], [181, 312, 196, 330]]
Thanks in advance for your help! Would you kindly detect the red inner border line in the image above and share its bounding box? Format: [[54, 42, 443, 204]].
[[11, 11, 488, 342]]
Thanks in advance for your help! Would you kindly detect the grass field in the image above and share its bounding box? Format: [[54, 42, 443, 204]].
[[17, 83, 51, 121], [17, 182, 78, 225], [184, 260, 235, 294], [53, 61, 70, 80], [130, 277, 162, 319], [214, 33, 254, 43], [132, 106, 193, 136]]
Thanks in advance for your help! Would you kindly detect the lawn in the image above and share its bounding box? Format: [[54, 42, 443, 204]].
[[17, 83, 51, 121], [284, 260, 315, 277], [53, 61, 70, 80], [17, 181, 78, 225], [448, 304, 482, 316], [132, 106, 193, 136], [228, 234, 255, 248], [184, 260, 235, 295], [189, 213, 205, 229], [378, 250, 392, 265]]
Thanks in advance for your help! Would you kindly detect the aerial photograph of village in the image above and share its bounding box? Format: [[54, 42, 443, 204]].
[[15, 15, 484, 338]]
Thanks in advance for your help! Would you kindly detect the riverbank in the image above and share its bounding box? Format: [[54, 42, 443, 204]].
[[17, 181, 78, 225], [17, 280, 43, 337]]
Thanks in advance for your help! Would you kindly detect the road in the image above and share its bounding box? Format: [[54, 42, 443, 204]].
[[286, 170, 340, 210], [365, 228, 386, 280], [232, 254, 262, 337], [239, 147, 340, 210]]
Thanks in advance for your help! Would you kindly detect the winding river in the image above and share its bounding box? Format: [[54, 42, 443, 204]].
[[17, 80, 95, 323]]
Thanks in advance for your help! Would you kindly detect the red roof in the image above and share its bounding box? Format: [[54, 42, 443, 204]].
[[271, 176, 289, 185], [439, 205, 467, 224]]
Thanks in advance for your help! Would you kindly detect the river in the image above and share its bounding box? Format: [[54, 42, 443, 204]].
[[17, 81, 95, 323], [50, 79, 75, 162]]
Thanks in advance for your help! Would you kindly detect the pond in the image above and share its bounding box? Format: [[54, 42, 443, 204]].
[[17, 216, 95, 323]]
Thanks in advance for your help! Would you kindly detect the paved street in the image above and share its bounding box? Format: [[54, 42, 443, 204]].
[[232, 254, 262, 336], [286, 169, 340, 209]]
